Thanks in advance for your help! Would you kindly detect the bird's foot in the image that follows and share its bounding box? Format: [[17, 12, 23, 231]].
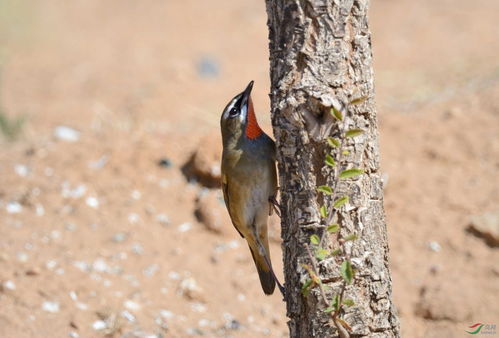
[[269, 196, 282, 217]]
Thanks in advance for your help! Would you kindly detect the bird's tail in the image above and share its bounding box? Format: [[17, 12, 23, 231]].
[[248, 240, 276, 295]]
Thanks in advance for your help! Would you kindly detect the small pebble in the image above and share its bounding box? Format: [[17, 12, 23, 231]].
[[68, 331, 79, 338], [128, 213, 140, 224], [124, 300, 141, 311], [69, 291, 78, 301], [131, 190, 141, 200], [197, 56, 220, 78], [42, 301, 60, 313], [4, 280, 16, 290], [88, 155, 108, 169], [168, 271, 180, 280], [16, 252, 28, 262], [178, 222, 192, 233], [157, 158, 172, 168], [46, 260, 57, 270], [143, 264, 159, 277], [86, 197, 99, 209], [44, 167, 54, 176], [112, 232, 128, 243], [156, 214, 170, 226], [121, 310, 136, 322], [93, 259, 108, 273], [54, 126, 80, 142], [191, 302, 206, 313], [35, 204, 45, 216], [6, 202, 22, 214], [92, 320, 107, 330], [14, 164, 29, 177], [131, 243, 144, 255], [159, 310, 174, 319], [73, 261, 90, 272], [428, 241, 441, 252]]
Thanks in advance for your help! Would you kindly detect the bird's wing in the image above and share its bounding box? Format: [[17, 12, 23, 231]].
[[221, 173, 244, 238]]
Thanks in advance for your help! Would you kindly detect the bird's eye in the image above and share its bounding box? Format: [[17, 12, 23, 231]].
[[229, 107, 238, 116]]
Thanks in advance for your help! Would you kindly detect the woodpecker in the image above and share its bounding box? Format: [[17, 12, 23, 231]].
[[220, 81, 283, 296]]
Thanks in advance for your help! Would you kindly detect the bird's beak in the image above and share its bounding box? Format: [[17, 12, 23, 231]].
[[241, 80, 254, 108]]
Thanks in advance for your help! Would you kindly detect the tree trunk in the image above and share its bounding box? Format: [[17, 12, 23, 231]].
[[264, 1, 400, 337]]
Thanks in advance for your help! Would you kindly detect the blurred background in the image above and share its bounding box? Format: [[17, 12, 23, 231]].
[[0, 0, 498, 337]]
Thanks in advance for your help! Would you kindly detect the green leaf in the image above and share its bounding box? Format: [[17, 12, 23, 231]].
[[331, 106, 343, 121], [339, 168, 364, 179], [317, 185, 333, 195], [345, 129, 364, 138], [310, 234, 320, 245], [320, 205, 328, 218], [340, 260, 354, 284], [344, 233, 358, 241], [325, 154, 336, 167], [301, 279, 313, 296], [332, 294, 341, 311], [327, 224, 339, 233], [324, 306, 335, 313], [331, 248, 342, 256], [327, 137, 340, 148], [349, 96, 368, 105], [333, 196, 349, 208], [342, 150, 350, 155], [342, 298, 355, 306], [315, 248, 329, 261]]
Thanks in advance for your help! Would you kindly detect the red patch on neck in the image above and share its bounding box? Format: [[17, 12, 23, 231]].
[[245, 98, 263, 139]]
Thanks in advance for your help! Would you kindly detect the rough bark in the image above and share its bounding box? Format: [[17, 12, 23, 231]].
[[264, 1, 400, 337]]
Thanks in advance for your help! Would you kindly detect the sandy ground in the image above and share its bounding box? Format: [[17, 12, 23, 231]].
[[0, 0, 498, 337]]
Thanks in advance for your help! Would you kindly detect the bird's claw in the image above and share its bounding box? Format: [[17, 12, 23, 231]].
[[269, 196, 282, 217]]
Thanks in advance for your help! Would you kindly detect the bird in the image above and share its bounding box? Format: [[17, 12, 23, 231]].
[[220, 81, 283, 295]]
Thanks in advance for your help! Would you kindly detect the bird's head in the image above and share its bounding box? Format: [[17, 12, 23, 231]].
[[220, 81, 263, 146]]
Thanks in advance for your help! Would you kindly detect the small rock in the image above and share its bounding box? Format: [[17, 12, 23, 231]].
[[168, 271, 180, 280], [197, 56, 220, 79], [35, 204, 45, 216], [226, 319, 242, 330], [68, 331, 79, 338], [93, 259, 108, 273], [159, 310, 174, 319], [467, 211, 499, 247], [121, 310, 136, 322], [428, 241, 441, 252], [158, 158, 173, 168], [190, 302, 206, 313], [124, 300, 141, 311], [131, 243, 144, 255], [131, 190, 141, 200], [92, 320, 107, 330], [86, 196, 99, 209], [6, 202, 22, 214], [14, 164, 29, 177], [16, 252, 28, 262], [415, 281, 472, 321], [42, 301, 60, 313], [128, 213, 140, 224], [112, 232, 128, 243], [143, 264, 159, 277], [179, 277, 204, 301], [178, 222, 192, 233], [195, 190, 231, 234], [3, 280, 16, 290], [88, 155, 108, 169], [156, 214, 170, 226], [54, 126, 80, 142], [182, 131, 222, 188]]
